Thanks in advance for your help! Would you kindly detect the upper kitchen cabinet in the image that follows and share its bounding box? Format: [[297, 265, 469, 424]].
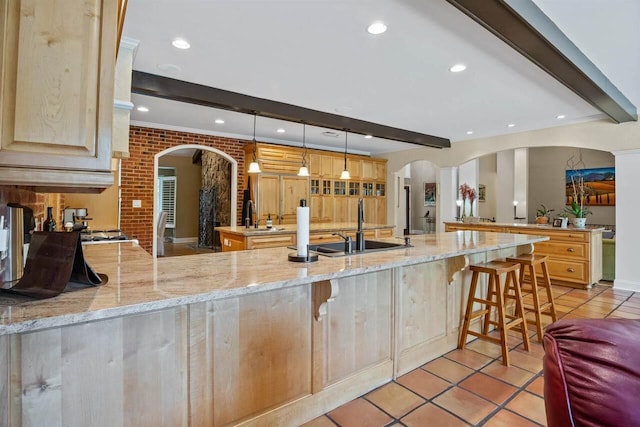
[[0, 0, 119, 191]]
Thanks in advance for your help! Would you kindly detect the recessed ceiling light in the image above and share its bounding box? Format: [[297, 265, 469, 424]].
[[557, 114, 566, 119], [367, 21, 387, 35], [507, 123, 515, 128], [364, 135, 373, 139], [136, 106, 149, 112], [214, 119, 225, 124], [171, 38, 191, 49], [449, 64, 467, 73], [466, 131, 474, 135], [276, 128, 286, 133]]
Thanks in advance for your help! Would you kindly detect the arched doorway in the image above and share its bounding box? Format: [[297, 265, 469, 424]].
[[153, 144, 238, 257]]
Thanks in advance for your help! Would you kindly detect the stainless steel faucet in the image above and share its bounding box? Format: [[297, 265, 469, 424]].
[[332, 232, 353, 254], [356, 198, 365, 251]]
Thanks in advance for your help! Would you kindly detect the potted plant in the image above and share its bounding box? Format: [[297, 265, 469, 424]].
[[565, 156, 592, 229], [535, 204, 555, 224], [459, 183, 478, 223]]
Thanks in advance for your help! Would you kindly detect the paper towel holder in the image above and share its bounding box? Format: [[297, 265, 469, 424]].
[[288, 245, 319, 263]]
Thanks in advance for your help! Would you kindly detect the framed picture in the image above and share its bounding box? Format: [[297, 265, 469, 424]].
[[565, 167, 615, 206], [478, 184, 486, 202], [552, 218, 563, 227], [424, 182, 436, 206]]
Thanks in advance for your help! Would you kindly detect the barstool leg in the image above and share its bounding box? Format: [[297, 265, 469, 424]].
[[459, 271, 479, 349], [493, 273, 510, 366], [541, 261, 558, 321], [483, 274, 497, 336], [528, 263, 544, 342]]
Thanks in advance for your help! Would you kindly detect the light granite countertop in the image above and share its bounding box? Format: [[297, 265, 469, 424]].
[[443, 221, 605, 232], [217, 222, 394, 236], [0, 231, 548, 335]]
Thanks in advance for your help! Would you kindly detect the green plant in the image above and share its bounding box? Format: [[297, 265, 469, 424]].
[[565, 200, 591, 218], [536, 204, 554, 218]]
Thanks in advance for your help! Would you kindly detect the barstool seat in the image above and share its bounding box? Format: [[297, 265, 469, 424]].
[[506, 253, 558, 342], [458, 260, 530, 366]]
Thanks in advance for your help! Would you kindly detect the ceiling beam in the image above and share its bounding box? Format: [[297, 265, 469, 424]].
[[446, 0, 637, 123], [131, 71, 451, 149]]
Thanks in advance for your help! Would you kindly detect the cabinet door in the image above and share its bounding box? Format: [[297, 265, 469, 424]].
[[375, 197, 387, 224], [258, 174, 280, 224], [280, 175, 309, 224], [0, 0, 116, 174], [333, 197, 350, 223]]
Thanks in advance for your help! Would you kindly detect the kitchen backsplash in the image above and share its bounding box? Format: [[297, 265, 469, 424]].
[[0, 186, 64, 230]]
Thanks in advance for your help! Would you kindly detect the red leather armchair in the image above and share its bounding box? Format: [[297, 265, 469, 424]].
[[543, 318, 640, 427]]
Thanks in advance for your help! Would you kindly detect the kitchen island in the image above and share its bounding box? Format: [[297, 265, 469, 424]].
[[0, 232, 546, 427], [217, 222, 395, 251], [444, 221, 604, 288]]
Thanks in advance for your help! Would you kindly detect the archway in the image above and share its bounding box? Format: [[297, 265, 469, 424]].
[[153, 144, 238, 257]]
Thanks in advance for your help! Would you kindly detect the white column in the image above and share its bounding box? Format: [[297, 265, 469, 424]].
[[496, 150, 515, 223], [438, 167, 458, 232], [514, 148, 529, 221], [612, 149, 640, 291]]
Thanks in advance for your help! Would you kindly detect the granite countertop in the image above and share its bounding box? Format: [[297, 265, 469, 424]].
[[444, 221, 605, 232], [0, 232, 547, 335], [217, 222, 394, 236]]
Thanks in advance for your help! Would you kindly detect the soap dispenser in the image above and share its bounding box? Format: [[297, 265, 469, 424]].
[[266, 213, 273, 229]]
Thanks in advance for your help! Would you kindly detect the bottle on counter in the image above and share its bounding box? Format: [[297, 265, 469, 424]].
[[266, 213, 273, 229], [43, 207, 57, 232]]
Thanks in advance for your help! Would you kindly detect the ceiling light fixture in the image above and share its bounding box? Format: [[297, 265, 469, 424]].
[[466, 131, 474, 135], [508, 123, 516, 128], [298, 123, 310, 177], [449, 64, 467, 73], [171, 38, 191, 49], [364, 135, 373, 139], [276, 128, 286, 133], [557, 114, 566, 119], [367, 21, 387, 35], [340, 131, 351, 180], [214, 118, 225, 124], [136, 106, 149, 112], [247, 114, 261, 174]]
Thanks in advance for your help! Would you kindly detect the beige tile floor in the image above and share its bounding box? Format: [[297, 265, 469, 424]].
[[303, 282, 638, 427]]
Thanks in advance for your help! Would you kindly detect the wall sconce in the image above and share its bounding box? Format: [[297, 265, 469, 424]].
[[247, 114, 261, 174], [340, 130, 351, 180], [513, 200, 518, 219], [297, 122, 309, 177], [456, 199, 463, 220]]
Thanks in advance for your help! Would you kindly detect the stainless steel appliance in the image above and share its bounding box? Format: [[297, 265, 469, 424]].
[[1, 205, 24, 287]]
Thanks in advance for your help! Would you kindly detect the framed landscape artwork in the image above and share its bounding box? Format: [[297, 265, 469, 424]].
[[478, 184, 486, 202], [424, 182, 436, 206], [565, 167, 615, 206]]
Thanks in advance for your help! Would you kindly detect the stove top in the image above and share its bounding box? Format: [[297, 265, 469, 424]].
[[80, 230, 129, 242]]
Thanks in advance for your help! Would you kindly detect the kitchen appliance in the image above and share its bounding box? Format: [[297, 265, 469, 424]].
[[63, 208, 91, 231], [1, 205, 25, 286]]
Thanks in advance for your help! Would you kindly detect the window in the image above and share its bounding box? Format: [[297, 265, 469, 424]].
[[158, 176, 177, 228]]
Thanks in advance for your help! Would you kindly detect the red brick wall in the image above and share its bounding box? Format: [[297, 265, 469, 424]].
[[0, 186, 63, 229], [122, 126, 247, 253]]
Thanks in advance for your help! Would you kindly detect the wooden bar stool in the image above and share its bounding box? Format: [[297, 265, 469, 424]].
[[506, 254, 558, 342], [459, 260, 530, 366]]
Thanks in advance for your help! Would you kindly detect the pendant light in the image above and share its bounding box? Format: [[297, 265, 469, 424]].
[[247, 114, 261, 173], [340, 130, 351, 180], [297, 122, 310, 177]]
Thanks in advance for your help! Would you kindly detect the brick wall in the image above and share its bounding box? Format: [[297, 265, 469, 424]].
[[122, 126, 247, 253], [0, 186, 63, 229]]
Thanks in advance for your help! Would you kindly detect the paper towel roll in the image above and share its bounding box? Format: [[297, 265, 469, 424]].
[[296, 206, 309, 257]]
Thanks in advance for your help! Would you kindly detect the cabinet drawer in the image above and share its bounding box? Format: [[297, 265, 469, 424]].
[[376, 228, 394, 238], [509, 228, 588, 242], [258, 160, 303, 175], [257, 146, 302, 163], [547, 259, 588, 283], [246, 234, 295, 249], [534, 241, 588, 260], [309, 232, 342, 244]]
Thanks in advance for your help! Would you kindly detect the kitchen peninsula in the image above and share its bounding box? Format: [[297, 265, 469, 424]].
[[444, 222, 604, 288], [217, 222, 394, 251], [0, 232, 547, 426]]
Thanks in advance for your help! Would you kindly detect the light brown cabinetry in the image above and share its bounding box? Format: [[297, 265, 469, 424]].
[[444, 222, 602, 288], [254, 173, 309, 225], [0, 0, 118, 191], [247, 143, 388, 225]]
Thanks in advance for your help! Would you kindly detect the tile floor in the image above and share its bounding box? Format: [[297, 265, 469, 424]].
[[302, 282, 639, 427]]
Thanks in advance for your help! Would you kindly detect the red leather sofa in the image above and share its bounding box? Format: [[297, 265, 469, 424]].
[[543, 318, 640, 427]]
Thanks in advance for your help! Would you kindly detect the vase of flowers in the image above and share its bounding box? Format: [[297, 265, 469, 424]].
[[565, 156, 592, 228], [459, 183, 478, 223]]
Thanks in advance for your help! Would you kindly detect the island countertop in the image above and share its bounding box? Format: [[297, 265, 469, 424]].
[[216, 222, 394, 236], [0, 231, 548, 335]]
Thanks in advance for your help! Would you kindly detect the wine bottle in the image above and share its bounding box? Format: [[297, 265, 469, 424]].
[[266, 213, 273, 229], [43, 207, 57, 232]]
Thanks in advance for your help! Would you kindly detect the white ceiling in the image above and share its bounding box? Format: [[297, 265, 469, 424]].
[[123, 0, 640, 156]]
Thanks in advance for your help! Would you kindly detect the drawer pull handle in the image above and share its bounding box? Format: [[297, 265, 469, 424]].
[[567, 247, 575, 252], [567, 268, 576, 273]]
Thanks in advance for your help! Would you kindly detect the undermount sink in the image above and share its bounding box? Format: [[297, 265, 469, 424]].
[[299, 240, 409, 257]]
